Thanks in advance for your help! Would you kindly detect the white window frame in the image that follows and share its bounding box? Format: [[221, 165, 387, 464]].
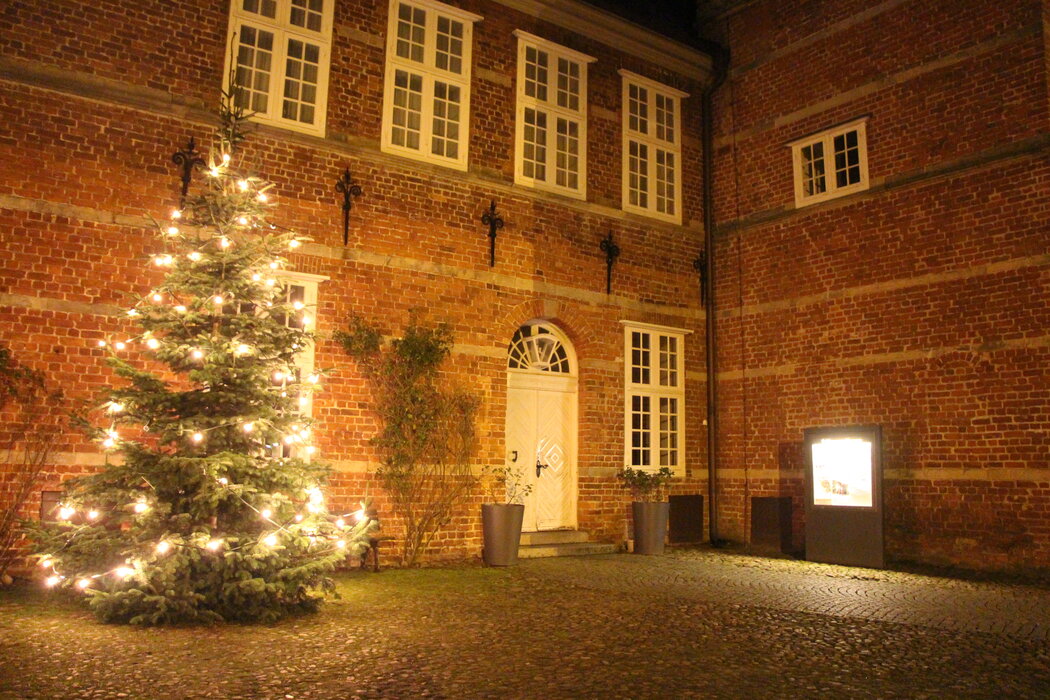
[[381, 0, 481, 171], [275, 271, 325, 458], [619, 70, 687, 224], [789, 117, 870, 208], [621, 321, 689, 475], [513, 30, 594, 200], [223, 0, 334, 136]]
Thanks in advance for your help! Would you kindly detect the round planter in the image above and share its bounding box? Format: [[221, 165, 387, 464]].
[[632, 501, 669, 555], [482, 503, 525, 566]]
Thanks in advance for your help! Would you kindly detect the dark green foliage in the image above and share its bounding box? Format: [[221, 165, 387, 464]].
[[336, 314, 478, 565], [616, 467, 675, 502], [31, 97, 376, 623]]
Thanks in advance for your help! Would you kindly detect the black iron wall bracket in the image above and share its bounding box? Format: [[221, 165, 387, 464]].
[[481, 200, 504, 267], [171, 136, 204, 207], [335, 167, 363, 246], [600, 232, 621, 294], [693, 249, 707, 305]]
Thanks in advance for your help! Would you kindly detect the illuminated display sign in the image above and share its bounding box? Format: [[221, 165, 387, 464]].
[[811, 437, 873, 508]]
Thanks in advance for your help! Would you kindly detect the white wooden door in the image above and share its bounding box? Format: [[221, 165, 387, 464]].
[[506, 373, 577, 531]]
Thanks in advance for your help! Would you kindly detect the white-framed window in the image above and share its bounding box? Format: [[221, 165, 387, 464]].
[[513, 31, 594, 200], [619, 70, 687, 224], [789, 117, 869, 208], [622, 321, 688, 474], [224, 0, 334, 136], [275, 271, 324, 457], [381, 0, 481, 171]]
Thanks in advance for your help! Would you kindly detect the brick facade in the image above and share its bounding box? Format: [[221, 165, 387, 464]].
[[2, 0, 1047, 573], [707, 0, 1050, 570], [0, 0, 709, 565]]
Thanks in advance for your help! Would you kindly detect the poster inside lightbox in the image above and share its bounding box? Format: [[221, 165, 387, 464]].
[[811, 437, 873, 508]]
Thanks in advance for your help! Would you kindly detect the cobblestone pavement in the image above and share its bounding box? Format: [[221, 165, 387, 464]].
[[523, 549, 1050, 639], [2, 549, 1050, 699]]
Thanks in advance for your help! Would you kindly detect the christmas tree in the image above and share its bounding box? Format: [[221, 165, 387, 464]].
[[32, 95, 376, 624]]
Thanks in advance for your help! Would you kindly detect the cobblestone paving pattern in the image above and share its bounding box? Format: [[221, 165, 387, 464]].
[[2, 549, 1049, 699]]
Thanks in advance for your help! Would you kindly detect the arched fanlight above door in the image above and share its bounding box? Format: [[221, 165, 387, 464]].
[[507, 323, 574, 374]]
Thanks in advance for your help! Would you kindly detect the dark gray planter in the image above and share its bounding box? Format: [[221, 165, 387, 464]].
[[632, 501, 669, 555], [482, 503, 525, 566]]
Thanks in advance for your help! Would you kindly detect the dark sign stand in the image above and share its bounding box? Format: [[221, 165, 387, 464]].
[[803, 424, 884, 568]]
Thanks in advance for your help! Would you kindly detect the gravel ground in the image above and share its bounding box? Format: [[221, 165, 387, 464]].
[[2, 549, 1049, 699]]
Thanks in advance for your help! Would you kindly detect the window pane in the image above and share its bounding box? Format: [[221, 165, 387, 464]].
[[235, 24, 274, 114], [833, 129, 862, 188], [659, 397, 678, 466], [290, 0, 323, 31], [435, 15, 464, 74], [555, 118, 579, 190], [282, 38, 322, 124], [396, 3, 426, 63], [631, 331, 651, 385], [628, 83, 648, 134], [658, 335, 678, 387], [801, 142, 826, 197], [392, 69, 423, 150], [628, 140, 649, 209], [656, 149, 675, 215], [524, 46, 549, 102], [431, 81, 461, 159], [556, 57, 580, 111], [243, 0, 277, 19], [522, 108, 548, 181], [631, 394, 652, 467]]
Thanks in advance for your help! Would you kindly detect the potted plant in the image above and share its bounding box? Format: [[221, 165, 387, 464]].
[[480, 463, 532, 566], [617, 466, 674, 555]]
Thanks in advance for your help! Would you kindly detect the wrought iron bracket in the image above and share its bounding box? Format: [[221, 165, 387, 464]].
[[481, 200, 504, 267], [693, 249, 707, 305], [335, 167, 363, 246], [171, 136, 204, 207], [600, 232, 621, 295]]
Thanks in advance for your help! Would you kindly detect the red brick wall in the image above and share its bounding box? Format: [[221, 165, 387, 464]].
[[0, 1, 709, 566], [710, 0, 1050, 570]]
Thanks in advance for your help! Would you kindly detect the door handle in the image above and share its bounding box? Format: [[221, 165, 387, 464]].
[[536, 459, 549, 478]]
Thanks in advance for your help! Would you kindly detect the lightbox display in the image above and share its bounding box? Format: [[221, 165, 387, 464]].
[[811, 436, 873, 508]]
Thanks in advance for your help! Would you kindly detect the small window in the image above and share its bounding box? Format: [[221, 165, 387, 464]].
[[513, 31, 594, 200], [508, 323, 572, 374], [622, 322, 687, 473], [789, 118, 869, 207], [381, 0, 481, 171], [619, 71, 687, 224], [224, 0, 334, 136]]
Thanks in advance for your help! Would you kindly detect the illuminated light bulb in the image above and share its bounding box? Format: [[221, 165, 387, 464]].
[[288, 239, 301, 249], [307, 374, 319, 385], [238, 179, 249, 191], [220, 237, 231, 248], [222, 153, 231, 163], [292, 301, 305, 311], [294, 513, 304, 522], [174, 305, 187, 313], [252, 273, 262, 282], [298, 396, 309, 408], [218, 477, 229, 485], [263, 534, 278, 547], [269, 261, 279, 269], [235, 344, 251, 356], [46, 575, 61, 587], [301, 315, 312, 327], [306, 503, 320, 514], [58, 506, 75, 520], [76, 578, 91, 590], [299, 428, 311, 439], [336, 539, 346, 549], [257, 193, 268, 202], [353, 508, 365, 522], [265, 278, 276, 287], [335, 518, 345, 529], [107, 402, 124, 413], [115, 341, 126, 350], [191, 349, 204, 360], [156, 541, 171, 554], [307, 487, 323, 503], [237, 216, 249, 226], [273, 371, 284, 381], [283, 435, 294, 445], [133, 501, 149, 514], [171, 209, 182, 219], [188, 251, 202, 261], [152, 293, 163, 302], [191, 432, 204, 443], [280, 391, 287, 398], [146, 338, 160, 350], [102, 438, 116, 449], [305, 445, 317, 456], [242, 422, 254, 433], [166, 225, 179, 236], [213, 295, 224, 305], [209, 167, 220, 177], [206, 539, 223, 551], [39, 558, 52, 569], [107, 429, 119, 440], [127, 309, 139, 317], [97, 340, 107, 348], [114, 566, 134, 579], [153, 256, 168, 266], [87, 510, 99, 520], [260, 508, 272, 519]]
